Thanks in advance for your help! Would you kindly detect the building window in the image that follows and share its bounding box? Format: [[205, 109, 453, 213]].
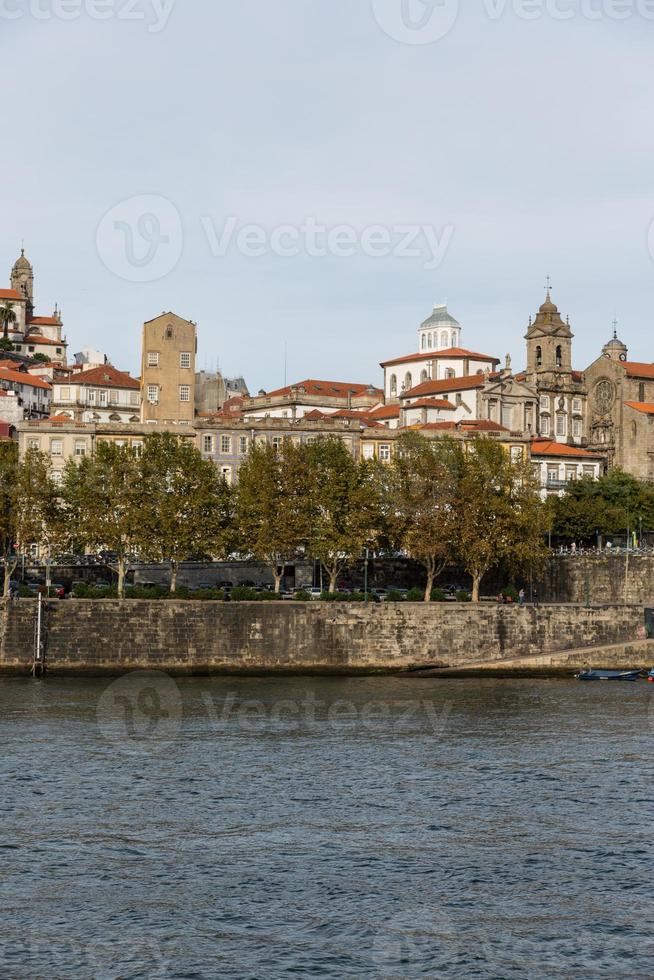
[[132, 442, 143, 457], [179, 385, 191, 402], [404, 372, 412, 391], [556, 345, 562, 368], [362, 444, 375, 460], [220, 435, 231, 454], [540, 415, 550, 436], [539, 395, 549, 410], [203, 435, 213, 453], [566, 467, 577, 482], [420, 369, 428, 383], [271, 437, 282, 454], [115, 440, 126, 448], [239, 437, 248, 454], [28, 439, 40, 451], [60, 387, 70, 402], [427, 334, 432, 349], [582, 465, 595, 477], [379, 444, 391, 461], [180, 352, 191, 369], [556, 414, 566, 437], [390, 374, 397, 395], [547, 467, 559, 483], [100, 391, 108, 406], [74, 441, 86, 457], [510, 446, 523, 463], [421, 335, 426, 350], [501, 404, 513, 429], [147, 351, 159, 367], [440, 332, 448, 347], [632, 420, 638, 439], [639, 382, 646, 402], [130, 392, 140, 406], [28, 346, 35, 353], [147, 385, 159, 404], [50, 439, 63, 456], [536, 345, 542, 367], [572, 398, 582, 413], [573, 418, 582, 438], [51, 470, 62, 485], [221, 466, 232, 484]]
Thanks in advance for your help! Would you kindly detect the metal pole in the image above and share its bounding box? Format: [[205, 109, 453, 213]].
[[364, 548, 369, 603], [36, 592, 42, 664]]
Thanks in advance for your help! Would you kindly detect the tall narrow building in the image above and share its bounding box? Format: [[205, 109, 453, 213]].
[[140, 312, 197, 424]]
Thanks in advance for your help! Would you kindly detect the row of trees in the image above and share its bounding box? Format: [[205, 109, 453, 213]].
[[0, 431, 550, 601], [551, 469, 654, 542]]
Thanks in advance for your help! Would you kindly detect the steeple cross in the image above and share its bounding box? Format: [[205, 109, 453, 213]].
[[544, 275, 552, 296]]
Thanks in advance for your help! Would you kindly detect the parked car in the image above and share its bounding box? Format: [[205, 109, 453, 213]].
[[307, 587, 323, 600], [371, 588, 388, 602]]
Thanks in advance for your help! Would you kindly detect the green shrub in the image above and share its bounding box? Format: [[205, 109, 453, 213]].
[[257, 590, 282, 601], [230, 586, 260, 601], [348, 591, 366, 602], [501, 584, 519, 603], [320, 591, 349, 601], [386, 589, 405, 602], [294, 590, 312, 601], [430, 588, 447, 602], [126, 585, 168, 599], [191, 589, 225, 601], [455, 590, 471, 603], [406, 587, 425, 602]]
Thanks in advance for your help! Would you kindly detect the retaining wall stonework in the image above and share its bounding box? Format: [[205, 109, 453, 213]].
[[0, 600, 644, 675]]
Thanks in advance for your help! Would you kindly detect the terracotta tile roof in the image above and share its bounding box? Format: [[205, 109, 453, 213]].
[[0, 367, 51, 390], [0, 289, 22, 301], [624, 401, 654, 415], [263, 379, 381, 399], [403, 397, 457, 411], [367, 404, 400, 420], [28, 316, 61, 326], [531, 439, 600, 459], [67, 364, 140, 390], [48, 412, 75, 422], [380, 347, 499, 369], [622, 361, 654, 380], [401, 373, 487, 399], [23, 335, 66, 347]]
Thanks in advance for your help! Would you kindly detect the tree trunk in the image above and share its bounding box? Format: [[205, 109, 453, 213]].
[[328, 566, 339, 594], [170, 560, 178, 594], [3, 559, 16, 598], [471, 573, 482, 603], [424, 559, 436, 603], [117, 557, 126, 599], [272, 563, 284, 593]]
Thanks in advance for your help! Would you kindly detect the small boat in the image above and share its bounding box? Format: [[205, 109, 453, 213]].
[[647, 668, 654, 684], [576, 669, 641, 682]]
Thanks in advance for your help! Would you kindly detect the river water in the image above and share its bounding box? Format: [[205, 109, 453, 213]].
[[0, 674, 652, 978]]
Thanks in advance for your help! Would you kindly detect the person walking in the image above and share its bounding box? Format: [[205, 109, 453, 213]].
[[519, 588, 525, 605]]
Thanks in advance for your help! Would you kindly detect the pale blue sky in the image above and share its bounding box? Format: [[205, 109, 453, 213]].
[[2, 2, 654, 390]]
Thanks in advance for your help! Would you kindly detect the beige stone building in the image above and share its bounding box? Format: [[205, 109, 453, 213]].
[[140, 313, 197, 424]]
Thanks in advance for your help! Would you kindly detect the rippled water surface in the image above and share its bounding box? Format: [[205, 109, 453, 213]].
[[1, 674, 653, 978]]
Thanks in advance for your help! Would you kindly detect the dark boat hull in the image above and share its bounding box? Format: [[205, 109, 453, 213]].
[[577, 669, 641, 682]]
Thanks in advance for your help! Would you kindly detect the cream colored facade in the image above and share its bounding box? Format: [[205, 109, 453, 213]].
[[140, 313, 197, 424]]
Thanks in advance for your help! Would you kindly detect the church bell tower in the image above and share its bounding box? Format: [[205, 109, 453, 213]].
[[524, 282, 573, 376], [10, 249, 34, 320]]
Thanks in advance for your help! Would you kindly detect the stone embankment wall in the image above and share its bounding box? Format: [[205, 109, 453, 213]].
[[541, 556, 654, 605], [0, 600, 644, 675]]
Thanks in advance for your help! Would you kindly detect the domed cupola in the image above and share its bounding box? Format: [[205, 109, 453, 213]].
[[418, 303, 461, 352], [602, 322, 628, 362], [10, 248, 34, 317], [524, 280, 574, 374]]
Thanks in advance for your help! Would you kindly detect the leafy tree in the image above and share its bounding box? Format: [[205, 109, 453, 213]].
[[387, 432, 462, 601], [455, 438, 548, 601], [304, 438, 379, 593], [552, 469, 654, 541], [31, 353, 51, 364], [9, 449, 64, 595], [234, 440, 311, 592], [0, 441, 19, 596], [61, 441, 140, 597], [136, 433, 233, 592], [0, 301, 17, 341]]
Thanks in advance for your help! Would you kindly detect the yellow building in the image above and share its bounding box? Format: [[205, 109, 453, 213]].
[[140, 312, 197, 424]]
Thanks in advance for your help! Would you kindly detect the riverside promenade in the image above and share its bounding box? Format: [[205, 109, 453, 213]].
[[0, 600, 649, 676]]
